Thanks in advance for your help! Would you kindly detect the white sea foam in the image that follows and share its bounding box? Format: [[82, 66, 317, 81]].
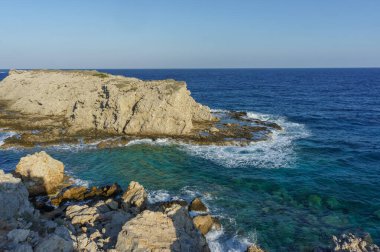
[[125, 138, 170, 147], [147, 190, 178, 204], [205, 225, 258, 252], [211, 108, 230, 113], [68, 177, 90, 187], [183, 110, 310, 168], [45, 142, 98, 152], [0, 131, 17, 146]]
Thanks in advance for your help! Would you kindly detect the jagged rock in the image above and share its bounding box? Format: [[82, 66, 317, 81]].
[[75, 233, 99, 252], [50, 186, 87, 205], [115, 211, 176, 251], [332, 233, 380, 252], [192, 214, 221, 235], [51, 183, 121, 206], [7, 229, 30, 243], [13, 243, 33, 252], [35, 234, 73, 252], [66, 204, 100, 226], [102, 211, 132, 244], [14, 151, 64, 195], [164, 203, 209, 251], [0, 170, 34, 221], [116, 209, 209, 252], [189, 197, 208, 212], [86, 183, 122, 198], [121, 181, 147, 212], [247, 244, 265, 252], [105, 198, 119, 210], [0, 70, 215, 136]]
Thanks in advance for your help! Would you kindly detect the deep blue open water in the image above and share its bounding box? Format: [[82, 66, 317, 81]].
[[1, 69, 380, 251]]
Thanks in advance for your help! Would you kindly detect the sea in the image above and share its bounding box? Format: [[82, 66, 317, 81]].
[[1, 68, 379, 251]]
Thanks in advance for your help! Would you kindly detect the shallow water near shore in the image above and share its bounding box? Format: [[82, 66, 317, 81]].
[[1, 68, 380, 251]]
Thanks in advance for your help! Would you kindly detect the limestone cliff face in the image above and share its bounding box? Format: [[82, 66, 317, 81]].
[[0, 70, 215, 136]]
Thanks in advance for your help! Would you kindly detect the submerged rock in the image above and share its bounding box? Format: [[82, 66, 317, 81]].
[[332, 233, 380, 252], [14, 151, 64, 195]]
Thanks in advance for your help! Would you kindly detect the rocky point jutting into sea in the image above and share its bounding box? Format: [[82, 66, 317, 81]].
[[0, 70, 281, 148]]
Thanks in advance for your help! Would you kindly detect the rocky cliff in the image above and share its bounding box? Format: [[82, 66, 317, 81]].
[[0, 70, 215, 136]]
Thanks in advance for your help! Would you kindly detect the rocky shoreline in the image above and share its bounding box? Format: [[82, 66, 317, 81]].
[[0, 151, 227, 252], [0, 70, 282, 149], [1, 151, 379, 252]]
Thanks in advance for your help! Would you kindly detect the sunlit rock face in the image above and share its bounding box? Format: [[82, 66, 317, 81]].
[[0, 70, 215, 136]]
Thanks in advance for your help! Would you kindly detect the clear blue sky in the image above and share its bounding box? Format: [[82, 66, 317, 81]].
[[1, 0, 379, 68]]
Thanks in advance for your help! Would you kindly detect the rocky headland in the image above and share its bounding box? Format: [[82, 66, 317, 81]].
[[0, 70, 281, 148]]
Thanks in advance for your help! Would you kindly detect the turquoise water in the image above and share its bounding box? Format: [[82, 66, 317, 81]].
[[1, 69, 380, 251]]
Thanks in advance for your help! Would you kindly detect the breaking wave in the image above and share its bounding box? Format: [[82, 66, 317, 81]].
[[0, 131, 17, 146], [125, 138, 170, 146], [183, 110, 310, 168]]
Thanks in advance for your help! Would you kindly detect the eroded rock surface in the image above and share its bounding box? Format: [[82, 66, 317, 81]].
[[246, 244, 266, 252], [51, 183, 121, 206], [192, 214, 221, 235], [0, 170, 34, 221], [15, 151, 64, 195], [0, 70, 215, 136], [116, 208, 209, 252], [121, 181, 147, 212], [189, 197, 208, 212]]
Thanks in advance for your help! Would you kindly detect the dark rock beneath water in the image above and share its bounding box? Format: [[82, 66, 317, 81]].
[[332, 233, 380, 252]]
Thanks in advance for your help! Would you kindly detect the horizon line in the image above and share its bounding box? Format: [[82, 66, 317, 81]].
[[1, 67, 380, 70]]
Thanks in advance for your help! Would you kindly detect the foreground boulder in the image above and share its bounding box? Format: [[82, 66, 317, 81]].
[[192, 214, 221, 235], [164, 203, 210, 251], [121, 181, 147, 212], [0, 170, 34, 222], [115, 211, 177, 251], [116, 207, 209, 252], [0, 70, 215, 136], [15, 151, 64, 195]]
